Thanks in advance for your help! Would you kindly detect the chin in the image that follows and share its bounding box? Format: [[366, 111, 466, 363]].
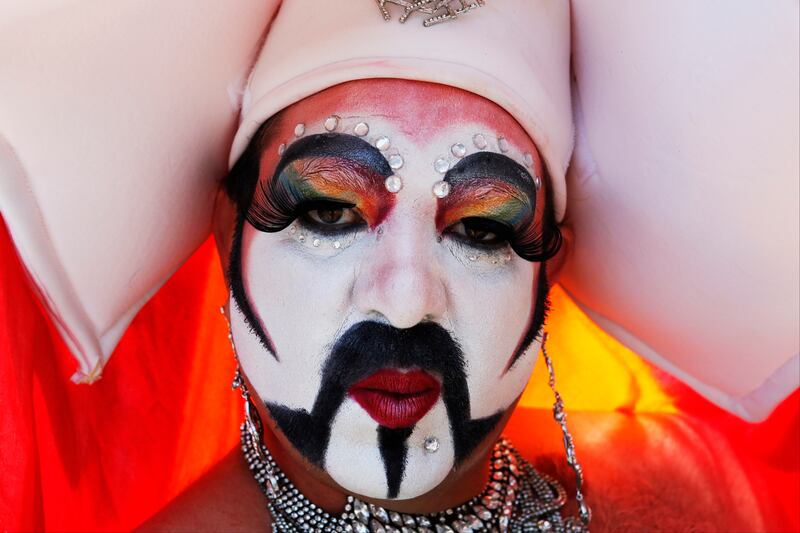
[[324, 398, 457, 500]]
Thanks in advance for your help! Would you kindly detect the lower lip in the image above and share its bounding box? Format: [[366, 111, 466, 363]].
[[348, 369, 441, 429]]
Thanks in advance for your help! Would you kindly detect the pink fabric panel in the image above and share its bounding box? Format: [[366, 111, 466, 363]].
[[0, 0, 279, 379], [565, 1, 799, 420]]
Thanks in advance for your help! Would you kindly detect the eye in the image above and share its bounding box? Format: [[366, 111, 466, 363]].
[[298, 201, 364, 230], [447, 217, 511, 246]]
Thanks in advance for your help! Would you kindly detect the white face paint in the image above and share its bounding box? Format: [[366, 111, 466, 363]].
[[227, 90, 553, 500]]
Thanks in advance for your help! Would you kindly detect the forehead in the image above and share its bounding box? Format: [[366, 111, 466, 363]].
[[270, 79, 533, 149]]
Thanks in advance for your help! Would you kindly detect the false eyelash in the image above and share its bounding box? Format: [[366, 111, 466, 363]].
[[246, 164, 303, 233], [510, 170, 562, 262], [509, 213, 562, 262]]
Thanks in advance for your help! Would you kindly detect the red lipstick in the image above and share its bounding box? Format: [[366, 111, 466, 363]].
[[348, 369, 441, 429]]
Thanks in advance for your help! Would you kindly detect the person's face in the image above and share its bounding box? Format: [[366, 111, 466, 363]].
[[226, 80, 552, 500]]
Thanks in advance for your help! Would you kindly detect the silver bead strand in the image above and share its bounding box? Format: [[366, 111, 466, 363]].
[[541, 333, 592, 528]]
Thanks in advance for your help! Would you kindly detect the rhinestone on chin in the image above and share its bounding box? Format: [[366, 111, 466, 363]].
[[450, 143, 467, 158], [385, 176, 403, 193], [354, 122, 370, 136], [434, 157, 450, 173], [432, 180, 451, 199], [324, 115, 340, 131], [424, 436, 440, 453]]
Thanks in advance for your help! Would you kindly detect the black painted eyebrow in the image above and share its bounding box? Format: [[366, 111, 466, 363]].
[[274, 133, 393, 179], [444, 151, 536, 196]]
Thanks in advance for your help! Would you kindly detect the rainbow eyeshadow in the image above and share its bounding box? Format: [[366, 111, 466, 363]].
[[435, 152, 541, 259], [247, 134, 396, 232]]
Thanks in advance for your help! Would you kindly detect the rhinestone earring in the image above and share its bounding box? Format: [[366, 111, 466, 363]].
[[221, 306, 268, 464], [541, 332, 592, 527]]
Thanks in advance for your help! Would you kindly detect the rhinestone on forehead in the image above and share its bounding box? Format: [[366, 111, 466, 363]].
[[323, 115, 339, 132], [353, 122, 370, 136], [434, 157, 449, 174], [451, 143, 467, 158], [388, 154, 404, 170], [384, 176, 403, 193], [523, 153, 534, 167], [432, 180, 451, 199]]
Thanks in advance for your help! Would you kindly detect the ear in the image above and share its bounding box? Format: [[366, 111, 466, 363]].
[[547, 222, 573, 284], [212, 185, 238, 289]]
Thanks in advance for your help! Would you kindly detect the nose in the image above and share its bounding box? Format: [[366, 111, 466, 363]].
[[352, 220, 447, 329]]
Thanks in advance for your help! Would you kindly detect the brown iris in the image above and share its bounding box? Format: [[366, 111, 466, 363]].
[[316, 207, 344, 224]]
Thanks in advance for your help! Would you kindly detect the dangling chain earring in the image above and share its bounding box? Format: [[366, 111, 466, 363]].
[[220, 306, 269, 465], [541, 332, 592, 527]]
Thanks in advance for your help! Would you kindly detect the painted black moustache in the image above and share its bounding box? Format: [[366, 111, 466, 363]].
[[266, 321, 504, 498]]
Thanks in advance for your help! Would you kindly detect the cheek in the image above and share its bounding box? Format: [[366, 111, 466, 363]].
[[446, 259, 538, 419], [231, 225, 357, 411]]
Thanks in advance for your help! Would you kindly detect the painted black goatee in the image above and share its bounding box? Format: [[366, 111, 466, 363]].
[[265, 321, 505, 499]]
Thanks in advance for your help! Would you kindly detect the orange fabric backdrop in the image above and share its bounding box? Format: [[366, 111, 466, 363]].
[[1, 218, 797, 532]]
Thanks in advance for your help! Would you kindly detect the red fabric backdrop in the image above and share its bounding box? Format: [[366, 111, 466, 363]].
[[1, 217, 798, 532]]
